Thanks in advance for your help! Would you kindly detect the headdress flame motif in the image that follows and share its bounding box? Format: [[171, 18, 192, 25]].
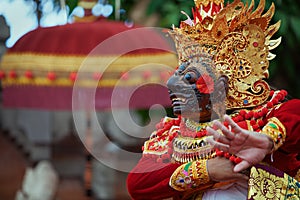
[[169, 0, 281, 109]]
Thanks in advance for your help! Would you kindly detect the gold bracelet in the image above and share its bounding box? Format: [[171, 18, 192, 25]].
[[169, 160, 210, 191], [261, 117, 286, 151]]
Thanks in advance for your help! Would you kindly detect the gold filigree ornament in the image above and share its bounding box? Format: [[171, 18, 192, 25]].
[[169, 0, 282, 110], [248, 166, 300, 199]]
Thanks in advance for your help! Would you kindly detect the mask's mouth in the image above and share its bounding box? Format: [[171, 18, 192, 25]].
[[169, 90, 213, 121], [169, 92, 191, 106], [171, 97, 186, 105], [169, 91, 196, 115]]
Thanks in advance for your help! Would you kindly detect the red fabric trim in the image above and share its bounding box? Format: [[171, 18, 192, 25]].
[[2, 84, 171, 110]]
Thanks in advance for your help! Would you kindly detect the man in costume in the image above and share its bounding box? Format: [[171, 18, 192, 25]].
[[127, 0, 300, 199]]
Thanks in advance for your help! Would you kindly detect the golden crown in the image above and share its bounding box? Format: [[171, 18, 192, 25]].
[[169, 0, 281, 110]]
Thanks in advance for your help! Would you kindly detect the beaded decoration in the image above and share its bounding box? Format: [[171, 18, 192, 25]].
[[172, 135, 216, 163], [142, 90, 287, 164]]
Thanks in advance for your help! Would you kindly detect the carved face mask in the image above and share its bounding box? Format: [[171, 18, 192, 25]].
[[167, 61, 215, 122]]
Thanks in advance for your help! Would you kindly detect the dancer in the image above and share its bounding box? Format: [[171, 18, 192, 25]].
[[127, 0, 300, 199]]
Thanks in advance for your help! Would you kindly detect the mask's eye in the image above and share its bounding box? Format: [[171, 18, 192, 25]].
[[185, 73, 192, 80], [184, 72, 197, 84], [178, 64, 186, 73]]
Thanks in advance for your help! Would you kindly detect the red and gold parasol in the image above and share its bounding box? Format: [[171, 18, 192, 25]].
[[0, 8, 177, 110]]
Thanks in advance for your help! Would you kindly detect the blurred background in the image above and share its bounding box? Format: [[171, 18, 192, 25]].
[[0, 0, 300, 200]]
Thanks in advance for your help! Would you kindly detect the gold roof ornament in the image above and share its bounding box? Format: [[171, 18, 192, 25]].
[[169, 0, 281, 109]]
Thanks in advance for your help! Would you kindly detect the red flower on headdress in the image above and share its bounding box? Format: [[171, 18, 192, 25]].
[[196, 74, 214, 94]]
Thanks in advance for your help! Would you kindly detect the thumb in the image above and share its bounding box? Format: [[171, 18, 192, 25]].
[[233, 160, 251, 173]]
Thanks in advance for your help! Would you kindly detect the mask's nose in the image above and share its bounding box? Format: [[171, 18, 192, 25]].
[[167, 74, 184, 93]]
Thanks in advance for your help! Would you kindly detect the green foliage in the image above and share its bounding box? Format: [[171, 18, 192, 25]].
[[266, 0, 300, 98], [66, 0, 79, 15], [147, 0, 194, 27]]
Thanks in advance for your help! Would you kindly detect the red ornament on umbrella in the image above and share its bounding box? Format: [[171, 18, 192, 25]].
[[69, 72, 77, 82], [9, 70, 17, 79], [0, 71, 6, 79], [47, 72, 56, 81], [25, 70, 33, 79]]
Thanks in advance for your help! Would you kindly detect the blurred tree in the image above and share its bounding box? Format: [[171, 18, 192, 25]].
[[65, 0, 79, 14], [146, 0, 194, 27], [267, 0, 300, 98]]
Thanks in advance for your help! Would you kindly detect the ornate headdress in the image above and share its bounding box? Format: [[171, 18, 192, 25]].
[[169, 0, 281, 109]]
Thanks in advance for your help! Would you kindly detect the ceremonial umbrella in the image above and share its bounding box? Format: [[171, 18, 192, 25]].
[[0, 19, 177, 110]]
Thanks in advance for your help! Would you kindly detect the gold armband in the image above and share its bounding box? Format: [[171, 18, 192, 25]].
[[169, 160, 210, 191], [261, 117, 286, 151]]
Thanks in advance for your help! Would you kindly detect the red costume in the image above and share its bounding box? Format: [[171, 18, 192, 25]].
[[127, 98, 300, 199]]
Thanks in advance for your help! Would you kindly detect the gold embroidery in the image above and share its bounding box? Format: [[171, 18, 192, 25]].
[[248, 167, 286, 199], [248, 166, 300, 199]]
